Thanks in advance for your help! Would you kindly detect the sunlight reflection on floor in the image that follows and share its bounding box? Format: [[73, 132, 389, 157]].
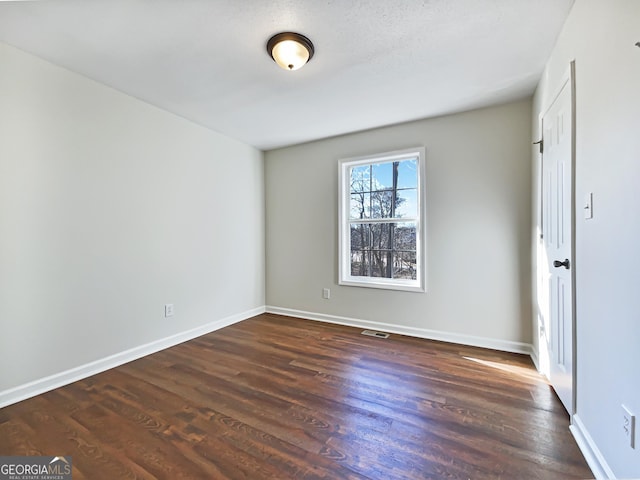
[[462, 356, 546, 382]]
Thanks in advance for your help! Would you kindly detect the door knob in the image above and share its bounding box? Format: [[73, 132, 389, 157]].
[[553, 259, 570, 269]]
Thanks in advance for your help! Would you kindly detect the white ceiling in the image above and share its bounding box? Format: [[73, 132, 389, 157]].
[[0, 0, 573, 150]]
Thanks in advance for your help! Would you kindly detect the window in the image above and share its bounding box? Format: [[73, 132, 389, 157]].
[[338, 147, 426, 292]]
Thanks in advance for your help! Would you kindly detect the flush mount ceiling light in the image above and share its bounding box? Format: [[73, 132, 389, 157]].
[[267, 32, 314, 71]]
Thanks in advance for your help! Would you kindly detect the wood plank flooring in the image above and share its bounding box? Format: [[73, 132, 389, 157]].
[[0, 314, 592, 479]]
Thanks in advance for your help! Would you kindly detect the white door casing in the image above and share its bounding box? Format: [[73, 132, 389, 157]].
[[540, 64, 575, 415]]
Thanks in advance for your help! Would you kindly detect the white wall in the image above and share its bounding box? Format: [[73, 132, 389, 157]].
[[265, 100, 532, 350], [0, 43, 265, 399], [532, 1, 640, 477]]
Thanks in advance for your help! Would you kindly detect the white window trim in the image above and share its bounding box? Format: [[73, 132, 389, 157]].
[[338, 147, 427, 293]]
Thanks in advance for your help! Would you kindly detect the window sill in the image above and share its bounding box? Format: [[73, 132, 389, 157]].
[[338, 277, 425, 293]]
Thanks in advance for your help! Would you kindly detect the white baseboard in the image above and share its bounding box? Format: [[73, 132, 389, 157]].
[[529, 346, 541, 372], [0, 306, 265, 409], [570, 414, 615, 479], [265, 305, 534, 356]]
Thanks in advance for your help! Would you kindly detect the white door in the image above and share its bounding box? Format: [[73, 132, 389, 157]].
[[541, 74, 574, 415]]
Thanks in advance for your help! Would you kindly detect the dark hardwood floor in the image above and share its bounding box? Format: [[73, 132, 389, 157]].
[[0, 314, 592, 479]]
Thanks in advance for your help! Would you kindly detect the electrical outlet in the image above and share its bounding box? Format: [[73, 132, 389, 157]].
[[583, 192, 593, 219], [322, 288, 330, 299], [622, 404, 636, 448], [164, 304, 174, 317]]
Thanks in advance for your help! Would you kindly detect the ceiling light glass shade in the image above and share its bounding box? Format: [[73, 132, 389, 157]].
[[272, 39, 309, 70], [267, 32, 314, 71]]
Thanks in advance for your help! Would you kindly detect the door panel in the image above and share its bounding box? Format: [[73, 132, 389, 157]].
[[541, 75, 574, 414]]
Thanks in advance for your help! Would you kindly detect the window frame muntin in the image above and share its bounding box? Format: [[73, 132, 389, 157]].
[[338, 147, 426, 292]]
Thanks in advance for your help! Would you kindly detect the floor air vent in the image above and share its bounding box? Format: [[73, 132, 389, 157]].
[[361, 330, 390, 339]]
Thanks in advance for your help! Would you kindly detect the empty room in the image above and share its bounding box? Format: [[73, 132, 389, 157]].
[[1, 0, 638, 479]]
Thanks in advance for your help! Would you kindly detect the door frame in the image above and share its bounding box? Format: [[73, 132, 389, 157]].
[[536, 60, 577, 416]]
